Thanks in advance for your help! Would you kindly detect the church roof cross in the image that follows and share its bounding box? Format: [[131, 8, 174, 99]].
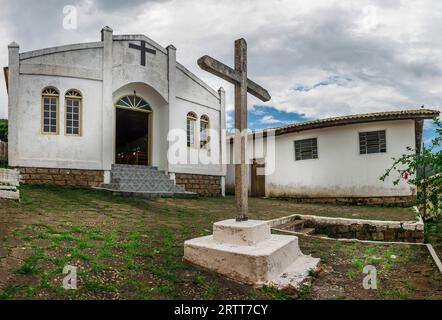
[[129, 40, 156, 66]]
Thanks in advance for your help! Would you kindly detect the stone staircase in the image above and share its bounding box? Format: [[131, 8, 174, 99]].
[[98, 164, 195, 198]]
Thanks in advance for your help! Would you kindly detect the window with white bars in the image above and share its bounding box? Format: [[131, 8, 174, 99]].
[[359, 130, 386, 154], [187, 112, 197, 147], [65, 90, 82, 136], [294, 138, 318, 161], [42, 87, 59, 134]]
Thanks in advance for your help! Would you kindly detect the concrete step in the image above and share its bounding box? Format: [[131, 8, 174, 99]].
[[105, 164, 187, 194], [94, 187, 197, 199], [299, 228, 315, 235], [279, 220, 305, 232], [111, 164, 159, 172], [111, 172, 171, 180], [269, 255, 321, 290]]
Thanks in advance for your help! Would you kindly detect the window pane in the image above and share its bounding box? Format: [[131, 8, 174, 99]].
[[294, 138, 318, 161], [359, 130, 386, 154]]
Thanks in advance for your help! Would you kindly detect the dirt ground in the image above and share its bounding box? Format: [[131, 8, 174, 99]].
[[0, 185, 439, 300]]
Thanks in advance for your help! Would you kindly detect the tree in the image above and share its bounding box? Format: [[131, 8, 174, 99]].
[[381, 118, 441, 218], [0, 119, 7, 142]]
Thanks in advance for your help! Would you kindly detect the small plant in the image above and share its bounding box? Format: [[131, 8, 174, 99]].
[[381, 118, 441, 218], [308, 268, 318, 278], [351, 257, 365, 271], [297, 284, 312, 300]]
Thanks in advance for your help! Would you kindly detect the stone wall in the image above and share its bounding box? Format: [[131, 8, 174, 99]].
[[270, 214, 424, 243], [270, 195, 415, 207], [18, 167, 104, 187], [175, 173, 221, 196]]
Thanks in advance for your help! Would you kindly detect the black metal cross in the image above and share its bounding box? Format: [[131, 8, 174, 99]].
[[129, 40, 156, 66]]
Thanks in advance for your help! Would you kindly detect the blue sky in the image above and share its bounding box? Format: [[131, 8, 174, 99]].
[[226, 105, 312, 132]]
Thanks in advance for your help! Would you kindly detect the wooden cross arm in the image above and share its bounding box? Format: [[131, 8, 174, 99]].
[[197, 55, 271, 102]]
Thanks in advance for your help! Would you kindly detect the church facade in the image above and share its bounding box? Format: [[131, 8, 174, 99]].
[[5, 27, 226, 196]]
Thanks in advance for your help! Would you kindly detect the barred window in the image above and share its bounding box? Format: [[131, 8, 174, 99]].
[[294, 138, 318, 161], [187, 112, 197, 147], [65, 90, 82, 136], [359, 130, 386, 154], [41, 87, 59, 134], [200, 115, 210, 148]]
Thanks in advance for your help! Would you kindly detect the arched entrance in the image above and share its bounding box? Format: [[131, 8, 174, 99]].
[[115, 92, 152, 166]]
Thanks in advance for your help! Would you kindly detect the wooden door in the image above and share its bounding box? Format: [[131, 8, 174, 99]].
[[251, 159, 265, 197]]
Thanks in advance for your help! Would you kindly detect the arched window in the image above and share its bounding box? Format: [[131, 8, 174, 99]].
[[200, 115, 210, 148], [65, 90, 82, 136], [41, 87, 59, 134], [116, 93, 151, 112], [187, 112, 197, 147]]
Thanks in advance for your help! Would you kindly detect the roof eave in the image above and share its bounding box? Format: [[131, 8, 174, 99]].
[[275, 112, 439, 137]]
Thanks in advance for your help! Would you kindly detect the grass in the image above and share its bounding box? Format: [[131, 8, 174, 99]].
[[426, 216, 442, 259], [0, 185, 440, 300]]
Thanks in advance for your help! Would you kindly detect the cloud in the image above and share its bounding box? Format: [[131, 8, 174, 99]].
[[292, 75, 352, 92], [259, 115, 285, 125]]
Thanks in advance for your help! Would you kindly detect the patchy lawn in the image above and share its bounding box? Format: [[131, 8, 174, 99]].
[[0, 185, 439, 300], [186, 196, 416, 221]]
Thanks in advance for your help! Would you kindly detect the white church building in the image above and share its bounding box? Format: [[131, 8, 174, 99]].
[[5, 27, 226, 196]]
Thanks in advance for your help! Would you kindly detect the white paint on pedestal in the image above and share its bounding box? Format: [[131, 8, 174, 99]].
[[184, 219, 320, 290]]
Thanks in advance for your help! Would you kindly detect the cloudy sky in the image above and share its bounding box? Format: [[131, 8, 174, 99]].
[[0, 0, 440, 142]]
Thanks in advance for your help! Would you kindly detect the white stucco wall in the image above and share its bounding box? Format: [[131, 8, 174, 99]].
[[226, 120, 417, 198], [15, 75, 103, 169], [9, 43, 104, 170]]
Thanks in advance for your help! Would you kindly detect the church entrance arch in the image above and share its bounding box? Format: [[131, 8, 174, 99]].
[[115, 92, 152, 166]]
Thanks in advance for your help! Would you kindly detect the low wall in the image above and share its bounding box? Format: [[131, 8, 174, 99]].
[[270, 214, 425, 243], [18, 167, 104, 187], [175, 173, 221, 196], [269, 196, 415, 207], [225, 184, 414, 206]]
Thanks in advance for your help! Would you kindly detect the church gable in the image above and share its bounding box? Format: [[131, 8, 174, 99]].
[[111, 35, 169, 101], [176, 64, 220, 109]]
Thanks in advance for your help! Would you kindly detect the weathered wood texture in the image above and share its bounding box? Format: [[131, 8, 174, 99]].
[[0, 168, 19, 186], [0, 168, 20, 201], [197, 38, 271, 222]]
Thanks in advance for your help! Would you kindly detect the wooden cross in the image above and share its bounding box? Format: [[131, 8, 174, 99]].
[[129, 40, 156, 66], [198, 38, 271, 222]]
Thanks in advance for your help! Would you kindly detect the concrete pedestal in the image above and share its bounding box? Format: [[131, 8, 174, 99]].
[[184, 219, 320, 290]]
